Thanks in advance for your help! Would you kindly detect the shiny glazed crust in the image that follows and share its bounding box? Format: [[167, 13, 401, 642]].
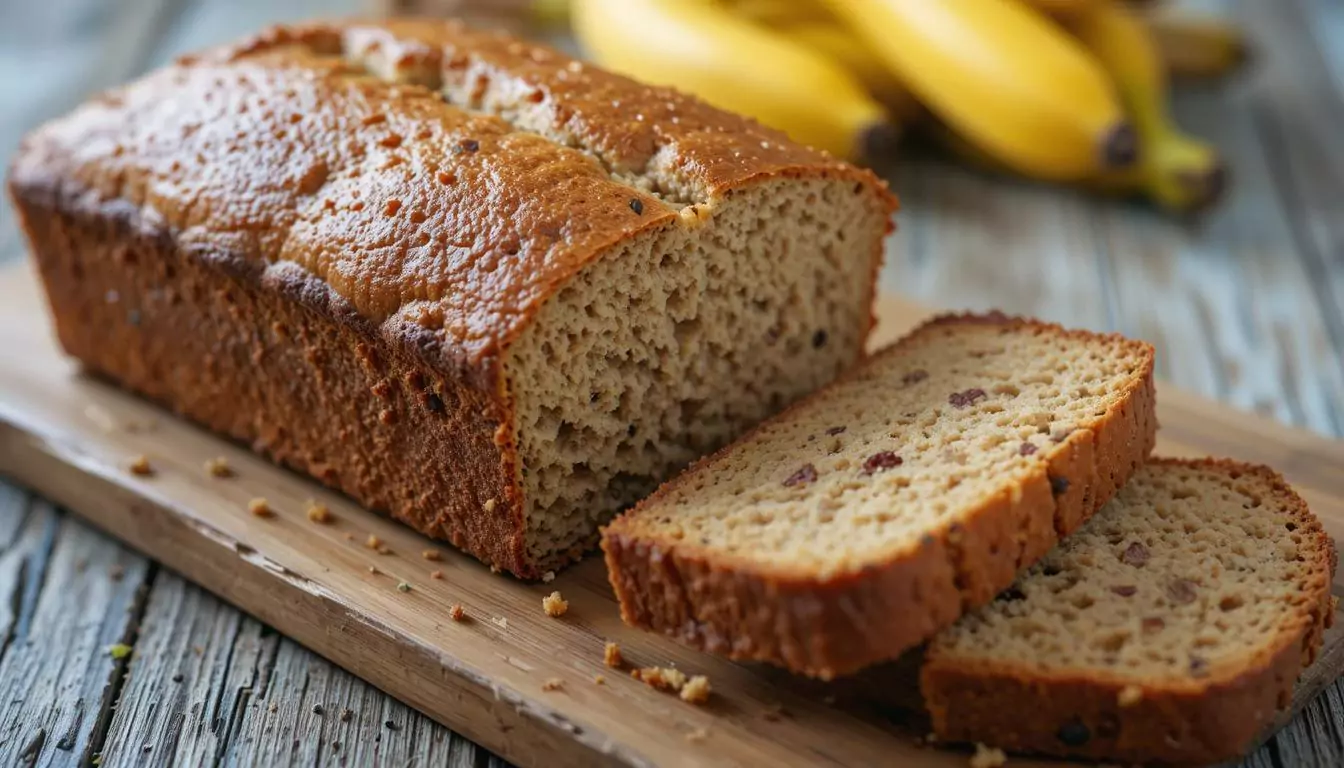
[[602, 313, 1158, 677], [8, 19, 895, 578], [920, 459, 1338, 766]]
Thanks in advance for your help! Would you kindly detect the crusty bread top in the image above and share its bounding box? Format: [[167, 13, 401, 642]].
[[8, 19, 895, 375], [926, 458, 1337, 686], [605, 313, 1155, 581]]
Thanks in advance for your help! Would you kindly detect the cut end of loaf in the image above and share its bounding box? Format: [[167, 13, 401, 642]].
[[506, 176, 890, 572], [602, 314, 1157, 676], [922, 458, 1337, 764]]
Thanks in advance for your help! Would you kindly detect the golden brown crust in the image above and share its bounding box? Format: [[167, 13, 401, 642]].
[[920, 459, 1337, 765], [9, 19, 894, 578], [602, 313, 1157, 678]]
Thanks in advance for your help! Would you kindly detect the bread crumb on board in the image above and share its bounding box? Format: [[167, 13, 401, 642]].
[[396, 581, 412, 593], [603, 642, 623, 668], [1117, 684, 1144, 707], [685, 727, 710, 743], [541, 570, 556, 583], [542, 591, 568, 617], [305, 501, 333, 524], [365, 534, 381, 549], [430, 569, 444, 580], [970, 743, 1007, 768], [491, 616, 509, 629], [128, 454, 154, 476], [422, 549, 442, 561], [542, 678, 564, 692], [593, 674, 606, 685], [248, 498, 273, 518], [679, 675, 712, 704], [632, 666, 687, 693], [449, 604, 466, 621], [203, 457, 234, 478]]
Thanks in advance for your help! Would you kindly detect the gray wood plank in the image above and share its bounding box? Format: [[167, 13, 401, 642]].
[[98, 572, 492, 768], [0, 490, 152, 767]]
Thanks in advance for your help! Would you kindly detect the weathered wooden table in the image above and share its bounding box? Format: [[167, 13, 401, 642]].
[[1, 0, 1341, 765]]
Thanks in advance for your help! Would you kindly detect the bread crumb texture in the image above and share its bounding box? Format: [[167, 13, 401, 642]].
[[203, 457, 233, 477], [542, 678, 563, 692], [128, 455, 154, 476], [632, 666, 687, 693], [542, 590, 569, 617], [970, 743, 1007, 768], [449, 604, 466, 621], [247, 498, 272, 518], [679, 675, 712, 704], [603, 641, 623, 668], [305, 501, 332, 523]]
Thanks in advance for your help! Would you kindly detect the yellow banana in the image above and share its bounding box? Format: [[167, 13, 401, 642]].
[[714, 0, 834, 26], [1069, 0, 1227, 212], [767, 22, 920, 122], [571, 0, 893, 160], [1146, 12, 1251, 80], [821, 0, 1135, 181]]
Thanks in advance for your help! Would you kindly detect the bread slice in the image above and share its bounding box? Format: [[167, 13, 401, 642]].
[[602, 313, 1157, 677], [922, 458, 1337, 765]]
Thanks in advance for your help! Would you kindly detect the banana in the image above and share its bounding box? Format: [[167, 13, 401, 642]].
[[1145, 12, 1251, 80], [1068, 0, 1227, 212], [715, 0, 834, 26], [821, 0, 1134, 180], [767, 22, 920, 122], [570, 0, 893, 160]]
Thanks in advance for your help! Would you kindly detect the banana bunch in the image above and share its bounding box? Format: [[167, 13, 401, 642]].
[[564, 0, 1248, 213]]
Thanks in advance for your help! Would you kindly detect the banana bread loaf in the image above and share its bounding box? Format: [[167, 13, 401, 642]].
[[8, 20, 896, 578], [923, 459, 1336, 765], [603, 313, 1156, 677]]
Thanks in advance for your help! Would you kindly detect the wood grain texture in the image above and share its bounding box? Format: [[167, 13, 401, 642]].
[[1, 264, 1341, 768], [0, 0, 1342, 764]]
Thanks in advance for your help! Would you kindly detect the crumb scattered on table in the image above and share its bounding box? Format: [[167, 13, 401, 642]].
[[541, 570, 555, 583], [247, 498, 272, 518], [128, 455, 154, 476], [680, 675, 711, 704], [422, 549, 441, 561], [397, 581, 412, 593], [594, 675, 605, 685], [449, 604, 466, 621], [603, 641, 623, 668], [542, 678, 564, 691], [377, 546, 394, 555], [970, 743, 1007, 768], [1117, 685, 1144, 707], [484, 498, 497, 512], [268, 701, 278, 713], [430, 569, 443, 580], [632, 666, 687, 693], [305, 501, 332, 524], [340, 708, 353, 723], [542, 590, 568, 617], [204, 457, 233, 478], [685, 727, 709, 743], [491, 616, 508, 629], [367, 566, 380, 575], [365, 534, 381, 549]]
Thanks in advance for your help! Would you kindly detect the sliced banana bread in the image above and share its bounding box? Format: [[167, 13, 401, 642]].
[[602, 313, 1157, 677], [922, 458, 1337, 765]]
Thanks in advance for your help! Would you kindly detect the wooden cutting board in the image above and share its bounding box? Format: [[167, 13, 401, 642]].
[[1, 261, 1341, 768]]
